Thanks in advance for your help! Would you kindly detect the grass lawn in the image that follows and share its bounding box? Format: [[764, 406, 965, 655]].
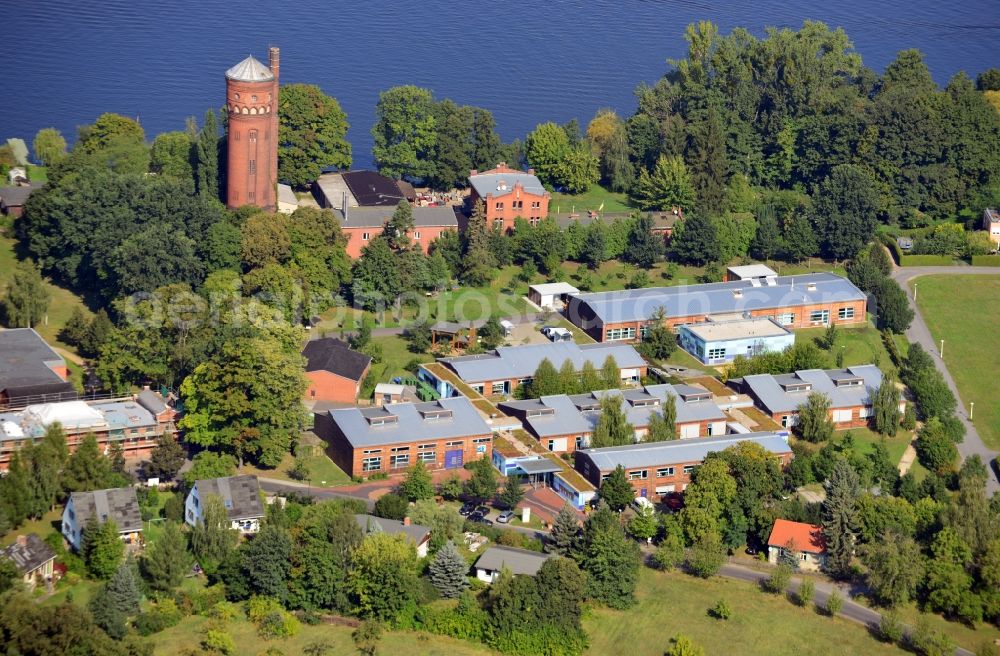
[[834, 426, 912, 466], [27, 165, 48, 183], [238, 448, 352, 488], [910, 275, 1000, 450], [549, 183, 633, 214], [0, 507, 62, 546], [583, 568, 902, 656], [365, 334, 434, 388], [0, 232, 92, 355], [794, 323, 896, 374], [148, 614, 492, 656]]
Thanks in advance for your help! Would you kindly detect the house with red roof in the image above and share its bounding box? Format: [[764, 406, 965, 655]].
[[767, 519, 827, 572]]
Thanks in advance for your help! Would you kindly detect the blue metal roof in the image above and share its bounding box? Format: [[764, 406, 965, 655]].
[[568, 273, 866, 324], [327, 396, 491, 448], [441, 342, 646, 383], [580, 431, 791, 471], [741, 365, 883, 414]]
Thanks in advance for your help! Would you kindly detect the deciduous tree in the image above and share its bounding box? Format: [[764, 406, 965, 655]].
[[598, 465, 635, 511], [3, 259, 49, 329], [398, 460, 434, 502], [349, 532, 420, 621], [795, 392, 834, 443], [591, 396, 634, 449], [278, 83, 351, 186], [372, 85, 437, 181], [630, 155, 695, 212], [32, 127, 67, 166]]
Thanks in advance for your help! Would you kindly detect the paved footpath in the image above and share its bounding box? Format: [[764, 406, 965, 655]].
[[890, 266, 1000, 494]]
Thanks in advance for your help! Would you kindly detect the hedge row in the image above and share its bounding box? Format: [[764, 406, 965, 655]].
[[899, 254, 957, 266], [971, 255, 1000, 267]]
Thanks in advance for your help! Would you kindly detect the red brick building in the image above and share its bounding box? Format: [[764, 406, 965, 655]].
[[467, 163, 549, 233], [302, 338, 372, 404], [0, 328, 75, 409], [313, 397, 493, 478], [574, 432, 793, 501], [331, 205, 460, 259], [225, 47, 279, 211], [566, 273, 868, 343]]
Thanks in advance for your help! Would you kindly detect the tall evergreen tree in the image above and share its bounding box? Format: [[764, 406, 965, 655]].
[[689, 108, 729, 215], [549, 504, 581, 555], [579, 360, 602, 393], [82, 517, 125, 580], [598, 465, 635, 511], [428, 540, 469, 598], [0, 450, 32, 527], [498, 474, 524, 510], [603, 123, 635, 192], [196, 109, 219, 200], [577, 504, 640, 608], [630, 155, 695, 212], [669, 214, 718, 266], [106, 559, 142, 615], [822, 459, 861, 579], [62, 433, 113, 493], [557, 358, 578, 395], [146, 433, 186, 481], [591, 396, 634, 449], [141, 521, 192, 593], [647, 398, 676, 442], [28, 425, 68, 517], [460, 200, 497, 286], [781, 213, 819, 262], [625, 214, 663, 268], [750, 206, 782, 261], [600, 355, 621, 390]]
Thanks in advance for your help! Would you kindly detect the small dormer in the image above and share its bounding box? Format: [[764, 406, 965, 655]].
[[834, 376, 863, 388], [628, 397, 660, 408], [780, 381, 812, 393], [526, 407, 556, 418], [420, 408, 454, 420], [367, 414, 399, 426], [674, 385, 712, 403], [573, 396, 602, 412]]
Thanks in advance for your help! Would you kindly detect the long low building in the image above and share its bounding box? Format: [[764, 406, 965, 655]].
[[0, 390, 178, 471], [574, 431, 793, 500], [314, 397, 493, 478], [0, 328, 75, 409], [729, 365, 901, 430], [422, 342, 647, 398], [333, 205, 459, 258], [565, 272, 867, 343], [499, 383, 728, 454]]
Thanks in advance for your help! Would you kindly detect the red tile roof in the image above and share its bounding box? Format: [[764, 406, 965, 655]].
[[767, 519, 826, 554]]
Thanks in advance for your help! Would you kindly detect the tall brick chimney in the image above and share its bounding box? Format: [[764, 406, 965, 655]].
[[268, 47, 280, 197], [268, 47, 280, 80]]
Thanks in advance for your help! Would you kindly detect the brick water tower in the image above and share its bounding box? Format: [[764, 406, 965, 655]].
[[225, 47, 280, 211]]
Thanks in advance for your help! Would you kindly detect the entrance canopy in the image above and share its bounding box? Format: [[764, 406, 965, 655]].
[[516, 459, 562, 476]]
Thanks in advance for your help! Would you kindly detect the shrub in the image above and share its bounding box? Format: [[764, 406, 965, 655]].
[[796, 580, 815, 607], [134, 599, 183, 636], [247, 596, 284, 623], [258, 610, 300, 639], [879, 608, 904, 644], [762, 564, 792, 594], [825, 591, 844, 616], [908, 617, 956, 656], [203, 629, 236, 655], [210, 600, 241, 622], [709, 599, 732, 620]]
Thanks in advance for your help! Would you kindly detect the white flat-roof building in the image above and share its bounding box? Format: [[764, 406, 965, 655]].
[[678, 317, 795, 365], [528, 282, 580, 310], [726, 264, 778, 282]]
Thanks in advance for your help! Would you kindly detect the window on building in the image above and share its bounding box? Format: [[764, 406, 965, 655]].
[[473, 437, 491, 444], [413, 231, 420, 240], [682, 465, 694, 474], [363, 448, 382, 455], [781, 414, 798, 428], [248, 191, 255, 202], [418, 451, 436, 463], [472, 385, 484, 394], [495, 202, 504, 210], [838, 307, 855, 320], [445, 441, 463, 447], [547, 440, 557, 451], [390, 454, 410, 469], [249, 130, 257, 143], [575, 435, 585, 449], [777, 313, 795, 326], [249, 160, 256, 174], [493, 219, 504, 229], [362, 232, 370, 241], [600, 474, 610, 483], [362, 457, 381, 472], [531, 201, 540, 209], [491, 382, 506, 395], [656, 467, 675, 478], [629, 470, 648, 480], [417, 443, 435, 450], [707, 347, 726, 359], [809, 309, 830, 324], [604, 327, 636, 341], [529, 217, 540, 226]]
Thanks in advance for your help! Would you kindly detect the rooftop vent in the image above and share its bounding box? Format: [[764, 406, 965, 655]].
[[732, 289, 743, 298], [764, 276, 777, 287], [806, 282, 817, 291], [497, 180, 508, 191]]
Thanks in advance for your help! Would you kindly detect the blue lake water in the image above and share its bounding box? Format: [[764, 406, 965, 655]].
[[4, 0, 998, 169]]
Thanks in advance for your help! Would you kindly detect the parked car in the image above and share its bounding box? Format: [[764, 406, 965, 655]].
[[632, 497, 654, 513], [541, 326, 572, 342], [475, 505, 490, 516], [468, 512, 493, 527], [497, 510, 515, 523], [458, 501, 477, 516]]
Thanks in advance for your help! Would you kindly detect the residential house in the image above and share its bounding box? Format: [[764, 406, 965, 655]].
[[574, 431, 793, 500], [2, 534, 56, 589], [566, 272, 867, 343], [767, 519, 827, 572], [500, 383, 728, 454], [313, 397, 493, 478], [0, 184, 39, 218], [467, 163, 549, 234], [677, 317, 795, 365], [729, 365, 899, 430], [422, 342, 647, 398], [185, 475, 265, 534], [0, 328, 74, 409], [983, 208, 1000, 246], [0, 391, 178, 471], [474, 546, 555, 583], [61, 487, 143, 552], [302, 338, 372, 404], [355, 514, 431, 558]]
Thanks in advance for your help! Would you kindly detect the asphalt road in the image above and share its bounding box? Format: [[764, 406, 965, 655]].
[[890, 266, 1000, 494]]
